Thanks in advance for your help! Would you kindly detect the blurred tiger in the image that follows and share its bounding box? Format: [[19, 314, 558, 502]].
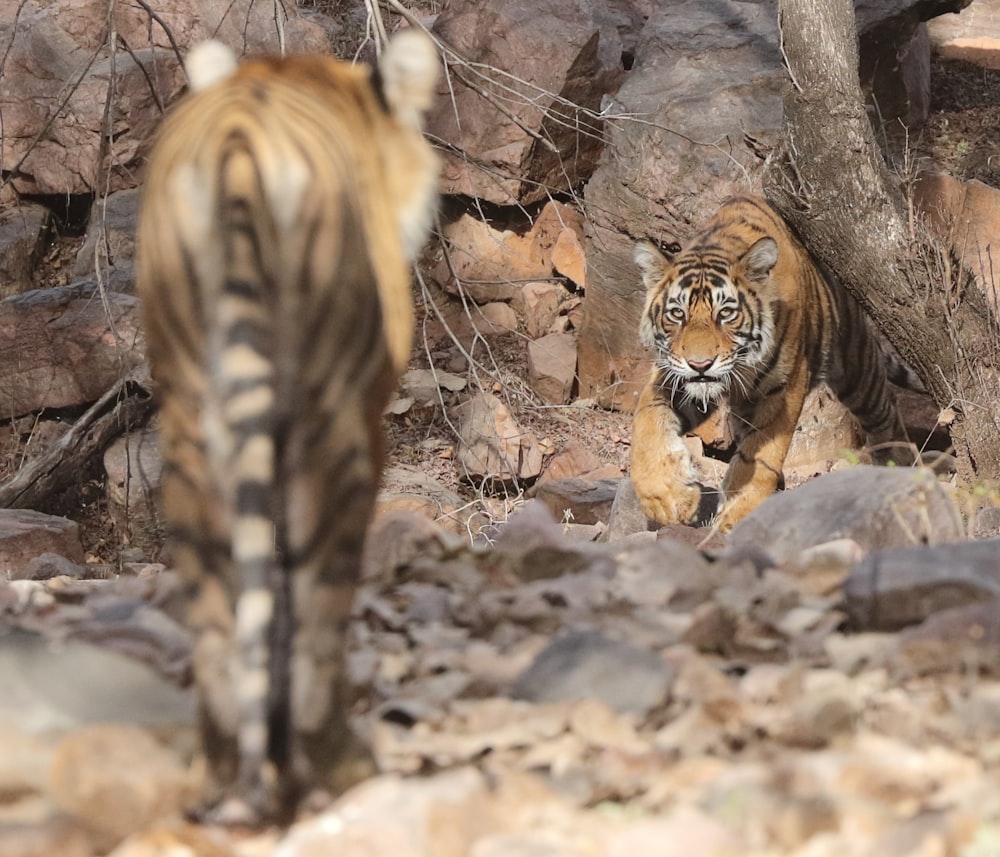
[[136, 31, 439, 821], [630, 195, 916, 532]]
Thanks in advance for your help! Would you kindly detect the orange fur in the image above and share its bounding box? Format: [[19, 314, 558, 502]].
[[631, 196, 912, 532]]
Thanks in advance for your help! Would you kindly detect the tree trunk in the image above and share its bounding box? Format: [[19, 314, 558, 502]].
[[763, 0, 1000, 482]]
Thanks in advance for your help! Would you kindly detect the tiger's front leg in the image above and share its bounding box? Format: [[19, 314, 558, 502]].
[[715, 363, 809, 531], [630, 377, 702, 526]]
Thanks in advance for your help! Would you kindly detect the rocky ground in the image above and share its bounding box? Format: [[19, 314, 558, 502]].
[[2, 45, 1000, 857]]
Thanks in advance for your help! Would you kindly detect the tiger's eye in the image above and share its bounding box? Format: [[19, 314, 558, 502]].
[[716, 306, 738, 323], [665, 307, 686, 324]]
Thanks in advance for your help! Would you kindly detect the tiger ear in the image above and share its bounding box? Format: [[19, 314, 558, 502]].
[[741, 237, 778, 283], [377, 29, 440, 131], [185, 40, 238, 92], [634, 239, 674, 291]]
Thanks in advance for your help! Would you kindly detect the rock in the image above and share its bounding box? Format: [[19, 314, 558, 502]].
[[0, 283, 145, 418], [400, 368, 467, 408], [103, 427, 164, 557], [108, 822, 240, 857], [278, 768, 502, 857], [434, 202, 585, 301], [605, 476, 651, 541], [0, 629, 194, 733], [455, 392, 543, 484], [845, 539, 1000, 631], [773, 670, 859, 748], [784, 386, 866, 468], [727, 465, 963, 565], [0, 817, 93, 857], [891, 598, 1000, 676], [512, 280, 569, 340], [72, 189, 141, 293], [363, 509, 458, 582], [48, 724, 195, 852], [896, 387, 951, 453], [604, 807, 743, 857], [426, 0, 623, 204], [376, 465, 489, 539], [483, 500, 617, 581], [927, 0, 1000, 67], [0, 202, 50, 299], [0, 0, 329, 195], [552, 223, 588, 288], [432, 213, 537, 302], [511, 630, 674, 715], [472, 302, 520, 337], [861, 21, 931, 128], [526, 331, 577, 404], [22, 552, 86, 581], [0, 510, 84, 576], [533, 477, 620, 525], [536, 442, 620, 484], [913, 173, 1000, 316]]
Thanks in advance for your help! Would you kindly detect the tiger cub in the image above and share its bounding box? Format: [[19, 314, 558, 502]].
[[630, 195, 914, 532], [136, 31, 439, 820]]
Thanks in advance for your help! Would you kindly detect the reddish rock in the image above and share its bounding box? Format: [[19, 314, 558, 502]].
[[0, 0, 329, 195], [426, 0, 623, 204], [913, 172, 1000, 316], [455, 393, 543, 483], [49, 724, 195, 853], [537, 442, 620, 484], [0, 509, 84, 577], [512, 281, 569, 340], [0, 284, 145, 417], [526, 332, 577, 405]]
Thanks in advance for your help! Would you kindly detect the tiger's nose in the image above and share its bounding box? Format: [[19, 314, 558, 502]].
[[687, 357, 715, 373]]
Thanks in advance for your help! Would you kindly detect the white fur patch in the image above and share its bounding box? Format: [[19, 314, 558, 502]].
[[233, 516, 274, 563], [378, 29, 439, 130], [185, 40, 239, 92]]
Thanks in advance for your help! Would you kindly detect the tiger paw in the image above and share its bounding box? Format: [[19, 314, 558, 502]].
[[631, 475, 702, 526], [712, 489, 768, 532]]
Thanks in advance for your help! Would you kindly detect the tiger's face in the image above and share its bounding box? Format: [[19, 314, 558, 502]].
[[634, 236, 779, 410]]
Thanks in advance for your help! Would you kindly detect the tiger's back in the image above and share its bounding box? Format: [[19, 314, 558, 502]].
[[136, 32, 438, 820], [631, 196, 913, 531]]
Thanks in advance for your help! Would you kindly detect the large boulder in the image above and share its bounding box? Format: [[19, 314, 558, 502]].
[[426, 0, 625, 205], [0, 0, 328, 196]]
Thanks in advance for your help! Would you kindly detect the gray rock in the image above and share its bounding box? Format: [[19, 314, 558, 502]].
[[0, 202, 49, 298], [72, 188, 140, 293], [103, 426, 164, 557], [511, 630, 673, 714], [534, 477, 620, 525], [846, 538, 1000, 631], [0, 509, 84, 577], [892, 598, 1000, 676], [23, 552, 85, 581], [605, 476, 651, 541], [727, 465, 962, 565]]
